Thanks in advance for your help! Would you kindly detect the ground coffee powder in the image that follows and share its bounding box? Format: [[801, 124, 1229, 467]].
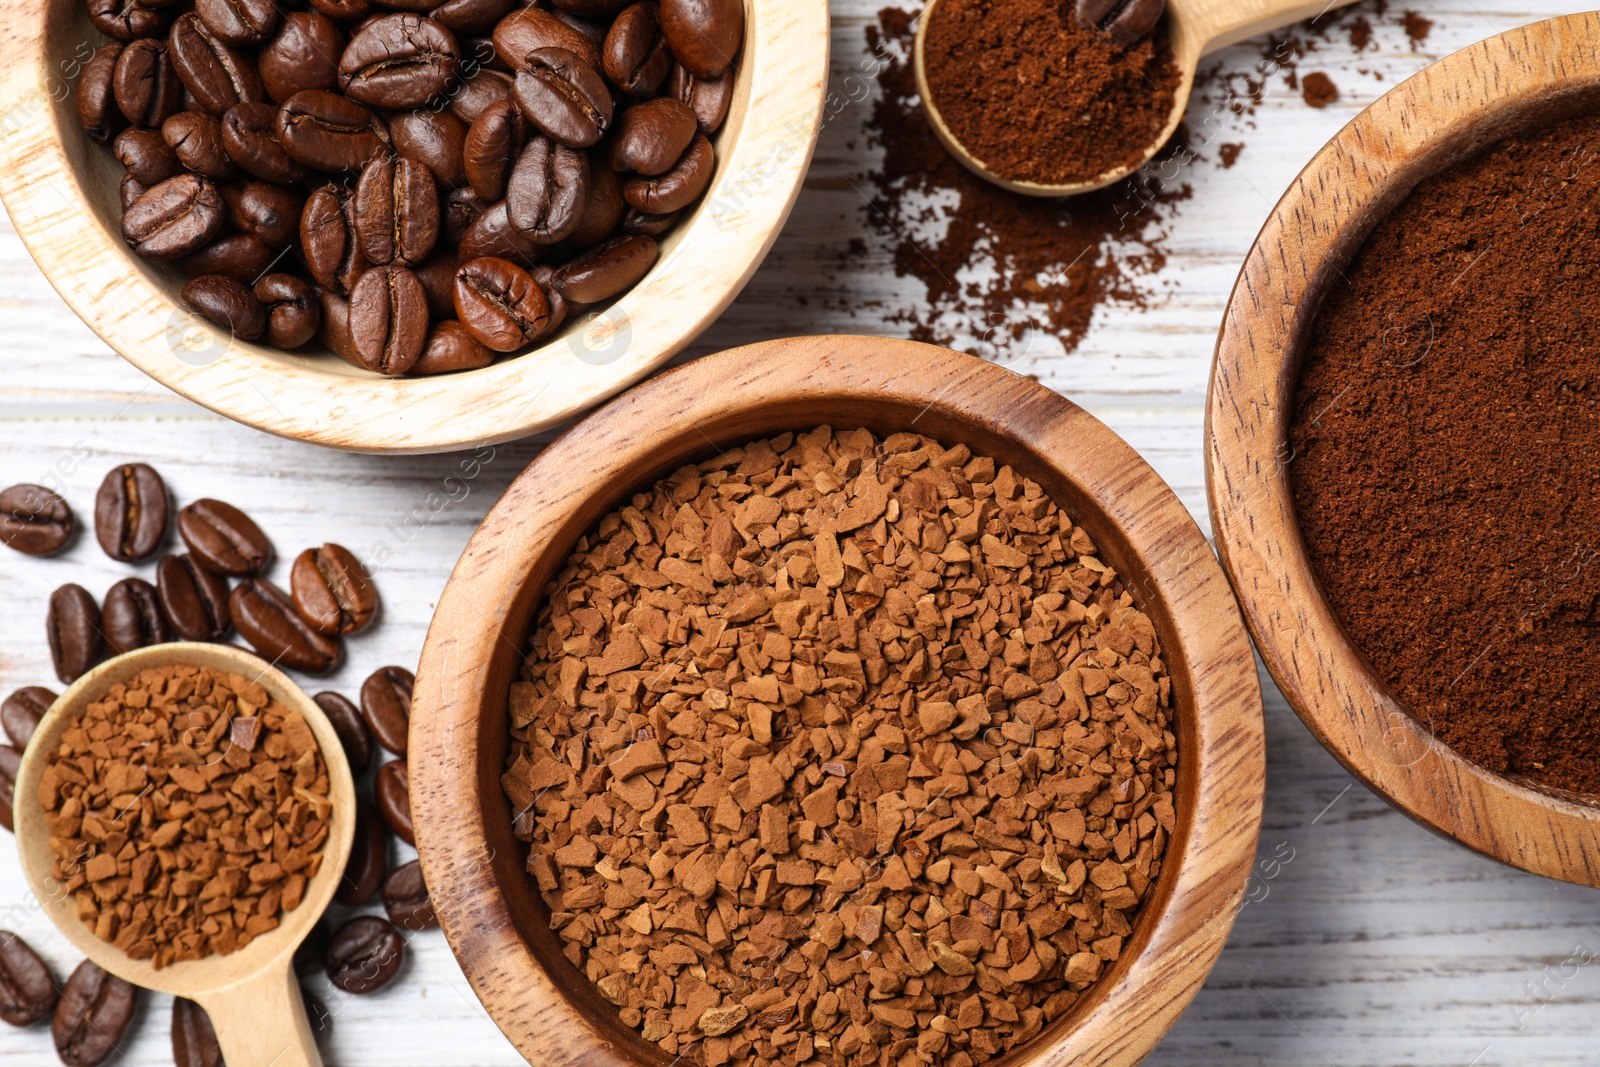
[[1291, 115, 1600, 795]]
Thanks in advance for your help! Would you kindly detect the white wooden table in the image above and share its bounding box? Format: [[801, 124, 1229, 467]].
[[3, 3, 1598, 1064]]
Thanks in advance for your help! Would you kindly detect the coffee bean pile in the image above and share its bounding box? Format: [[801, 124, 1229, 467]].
[[74, 0, 743, 375]]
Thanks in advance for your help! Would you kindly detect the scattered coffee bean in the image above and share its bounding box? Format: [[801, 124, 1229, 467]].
[[453, 256, 550, 352], [623, 129, 713, 212], [52, 961, 138, 1067], [171, 998, 222, 1067], [659, 0, 742, 78], [412, 319, 494, 374], [553, 235, 657, 304], [95, 462, 169, 562], [354, 155, 440, 267], [1, 687, 55, 749], [360, 665, 414, 756], [337, 799, 388, 906], [514, 47, 613, 148], [349, 265, 430, 374], [610, 96, 696, 176], [1074, 0, 1166, 47], [375, 758, 414, 845], [113, 38, 185, 129], [229, 578, 344, 673], [326, 916, 405, 995], [156, 553, 233, 641], [178, 498, 273, 576], [0, 746, 19, 833], [0, 931, 58, 1027], [47, 585, 104, 684], [0, 484, 74, 556], [291, 543, 378, 635], [182, 274, 266, 341], [77, 43, 125, 144], [382, 859, 437, 931], [314, 691, 374, 773], [254, 273, 322, 350], [102, 577, 172, 656], [123, 173, 225, 260], [259, 11, 345, 103], [340, 13, 462, 110]]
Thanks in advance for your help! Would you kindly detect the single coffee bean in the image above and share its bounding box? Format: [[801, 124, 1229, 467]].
[[302, 183, 370, 295], [182, 233, 277, 283], [182, 274, 267, 341], [325, 915, 405, 994], [314, 691, 374, 773], [433, 0, 513, 35], [88, 0, 170, 43], [47, 585, 104, 685], [1074, 0, 1165, 47], [414, 250, 464, 318], [463, 99, 529, 202], [453, 256, 550, 351], [113, 39, 185, 128], [337, 800, 387, 905], [221, 102, 310, 184], [553, 234, 657, 304], [610, 96, 696, 176], [668, 60, 731, 134], [259, 11, 345, 102], [0, 484, 74, 556], [93, 462, 168, 561], [169, 12, 266, 115], [77, 43, 126, 144], [178, 498, 273, 576], [222, 181, 306, 250], [391, 108, 469, 189], [230, 578, 345, 673], [604, 2, 673, 97], [659, 0, 742, 79], [412, 318, 494, 374], [565, 161, 624, 248], [291, 543, 378, 635], [170, 998, 222, 1067], [254, 273, 322, 349], [162, 111, 235, 179], [448, 65, 514, 123], [121, 174, 148, 212], [530, 264, 569, 339], [514, 47, 612, 149], [374, 758, 414, 844], [623, 129, 712, 212], [1, 687, 55, 749], [354, 155, 440, 267], [458, 197, 542, 262], [276, 89, 390, 172], [310, 0, 375, 19], [349, 265, 429, 374], [319, 290, 364, 366], [156, 554, 232, 640], [0, 746, 20, 833], [53, 962, 138, 1067], [340, 14, 462, 109], [114, 128, 180, 185], [0, 930, 58, 1026], [195, 0, 279, 47], [507, 136, 588, 244], [103, 577, 172, 656], [492, 7, 601, 71], [381, 859, 437, 930], [123, 173, 225, 260], [361, 665, 413, 755]]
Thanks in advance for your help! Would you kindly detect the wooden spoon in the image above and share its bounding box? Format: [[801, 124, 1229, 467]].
[[14, 643, 356, 1067], [914, 0, 1361, 196]]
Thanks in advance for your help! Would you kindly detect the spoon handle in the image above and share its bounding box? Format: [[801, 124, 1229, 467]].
[[198, 963, 323, 1067], [1186, 0, 1365, 56]]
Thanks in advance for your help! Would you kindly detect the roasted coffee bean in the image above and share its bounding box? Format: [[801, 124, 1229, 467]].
[[319, 290, 364, 366], [0, 930, 58, 1026], [156, 554, 232, 640], [610, 96, 696, 176], [414, 250, 464, 317], [668, 61, 730, 133], [0, 746, 20, 833], [171, 998, 221, 1067], [454, 256, 550, 351], [0, 484, 74, 556], [195, 0, 279, 47], [1, 687, 55, 749], [621, 206, 678, 234], [550, 8, 613, 51], [360, 665, 413, 755], [291, 543, 378, 635], [391, 108, 469, 188], [221, 102, 310, 184], [340, 14, 462, 109], [623, 129, 712, 212], [604, 2, 673, 97], [507, 137, 588, 244], [182, 274, 267, 341], [412, 318, 494, 373], [566, 162, 624, 248], [230, 578, 344, 673], [314, 691, 374, 773], [254, 273, 322, 349], [1074, 0, 1165, 47], [374, 758, 414, 844], [302, 183, 370, 294], [337, 799, 387, 904], [553, 234, 656, 303], [77, 44, 126, 144], [53, 961, 138, 1067], [381, 859, 437, 930], [277, 89, 390, 172], [349, 265, 429, 374], [123, 173, 225, 259], [514, 47, 612, 148], [355, 155, 439, 267], [178, 498, 273, 576], [492, 6, 601, 70], [162, 111, 234, 178], [47, 585, 104, 685], [170, 12, 266, 115], [88, 0, 169, 43], [530, 264, 570, 338], [437, 188, 484, 249], [448, 65, 514, 122], [94, 462, 168, 561], [114, 128, 180, 185], [113, 39, 184, 128], [102, 577, 171, 656], [553, 0, 633, 15], [260, 11, 345, 102], [325, 916, 404, 994], [121, 174, 148, 212], [433, 0, 513, 35], [311, 0, 375, 19], [659, 0, 742, 79], [183, 233, 277, 282], [463, 99, 529, 201], [222, 180, 306, 250], [458, 198, 542, 262]]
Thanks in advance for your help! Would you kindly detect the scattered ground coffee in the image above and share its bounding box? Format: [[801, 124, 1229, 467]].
[[1292, 115, 1600, 796], [1299, 72, 1339, 108], [504, 426, 1177, 1066]]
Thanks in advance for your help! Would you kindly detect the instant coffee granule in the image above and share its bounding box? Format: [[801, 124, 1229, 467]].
[[1292, 115, 1600, 796], [39, 664, 332, 967], [503, 427, 1177, 1066]]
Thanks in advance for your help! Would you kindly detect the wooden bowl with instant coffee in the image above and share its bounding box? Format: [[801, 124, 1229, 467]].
[[1208, 12, 1600, 887], [412, 335, 1264, 1066]]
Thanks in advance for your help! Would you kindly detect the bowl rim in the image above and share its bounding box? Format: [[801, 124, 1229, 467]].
[[0, 0, 829, 455], [412, 335, 1265, 1067], [1206, 11, 1600, 887]]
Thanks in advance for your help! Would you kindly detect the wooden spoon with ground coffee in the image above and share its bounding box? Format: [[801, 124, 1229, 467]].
[[912, 0, 1361, 196]]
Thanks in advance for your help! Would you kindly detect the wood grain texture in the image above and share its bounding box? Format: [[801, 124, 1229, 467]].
[[410, 336, 1266, 1067], [0, 0, 828, 455], [1206, 11, 1600, 887]]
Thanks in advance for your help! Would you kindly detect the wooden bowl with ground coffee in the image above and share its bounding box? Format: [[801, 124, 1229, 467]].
[[1209, 11, 1600, 888], [412, 335, 1264, 1067]]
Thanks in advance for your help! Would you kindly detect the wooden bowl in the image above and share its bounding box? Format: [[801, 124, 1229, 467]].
[[1207, 12, 1600, 887], [0, 1, 828, 455], [411, 336, 1265, 1066], [13, 643, 357, 1067]]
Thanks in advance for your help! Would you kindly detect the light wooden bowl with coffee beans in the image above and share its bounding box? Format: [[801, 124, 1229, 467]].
[[0, 0, 826, 454], [412, 336, 1266, 1067]]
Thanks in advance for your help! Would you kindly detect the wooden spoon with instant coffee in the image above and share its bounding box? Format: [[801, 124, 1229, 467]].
[[913, 0, 1361, 196], [13, 644, 357, 1067]]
